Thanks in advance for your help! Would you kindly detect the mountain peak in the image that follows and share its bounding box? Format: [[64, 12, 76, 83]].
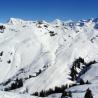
[[8, 18, 25, 25], [51, 19, 63, 26], [92, 18, 98, 23]]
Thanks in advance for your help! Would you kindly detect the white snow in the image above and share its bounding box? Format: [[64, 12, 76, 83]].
[[0, 18, 98, 98]]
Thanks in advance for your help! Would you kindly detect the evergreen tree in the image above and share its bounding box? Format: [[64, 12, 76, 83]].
[[68, 91, 72, 98], [0, 51, 3, 56], [33, 91, 39, 96], [84, 88, 93, 98], [70, 66, 78, 80], [86, 80, 90, 84], [80, 78, 85, 85], [39, 90, 45, 97], [61, 91, 67, 98]]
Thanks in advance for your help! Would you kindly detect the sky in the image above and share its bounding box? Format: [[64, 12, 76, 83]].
[[0, 0, 98, 22]]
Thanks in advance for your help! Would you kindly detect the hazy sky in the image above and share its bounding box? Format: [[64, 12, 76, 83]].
[[0, 0, 98, 22]]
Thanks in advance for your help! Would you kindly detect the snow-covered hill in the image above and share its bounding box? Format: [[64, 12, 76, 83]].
[[0, 18, 98, 98]]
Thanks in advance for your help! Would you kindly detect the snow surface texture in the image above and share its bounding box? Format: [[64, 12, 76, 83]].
[[0, 18, 98, 98]]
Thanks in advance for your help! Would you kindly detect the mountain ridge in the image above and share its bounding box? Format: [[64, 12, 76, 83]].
[[0, 18, 98, 98]]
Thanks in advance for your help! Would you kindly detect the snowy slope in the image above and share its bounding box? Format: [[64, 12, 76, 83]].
[[0, 91, 37, 98], [0, 18, 98, 98], [67, 63, 98, 98]]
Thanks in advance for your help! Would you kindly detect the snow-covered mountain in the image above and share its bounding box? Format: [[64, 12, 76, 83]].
[[0, 18, 98, 98]]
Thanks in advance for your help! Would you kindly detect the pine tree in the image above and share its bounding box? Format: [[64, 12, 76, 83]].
[[68, 91, 72, 98], [80, 78, 85, 85], [33, 91, 38, 96], [70, 66, 78, 80], [86, 80, 90, 84], [61, 91, 67, 98], [84, 88, 93, 98]]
